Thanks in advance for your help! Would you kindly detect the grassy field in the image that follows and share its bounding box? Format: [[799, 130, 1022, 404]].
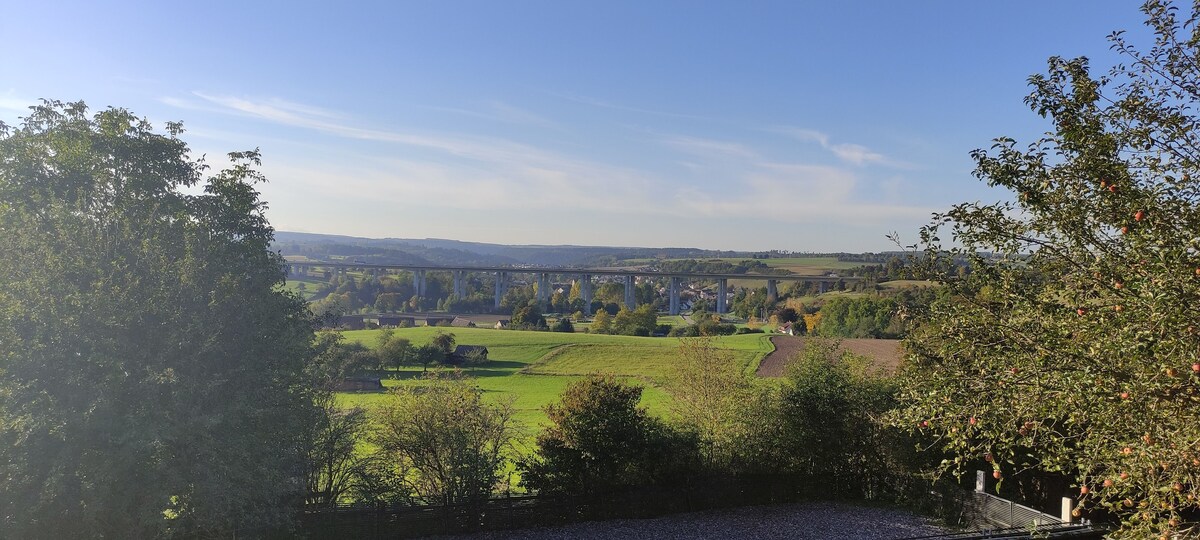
[[335, 327, 774, 434], [283, 276, 327, 300]]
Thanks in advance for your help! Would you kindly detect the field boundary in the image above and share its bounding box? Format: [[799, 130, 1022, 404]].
[[742, 334, 775, 376], [520, 344, 580, 375]]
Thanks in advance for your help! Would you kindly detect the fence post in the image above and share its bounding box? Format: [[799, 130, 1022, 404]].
[[975, 470, 986, 493], [1061, 497, 1074, 524]]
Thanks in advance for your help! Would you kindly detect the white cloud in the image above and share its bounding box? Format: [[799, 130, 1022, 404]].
[[0, 92, 35, 115], [770, 126, 911, 168], [167, 92, 938, 242], [829, 143, 886, 166]]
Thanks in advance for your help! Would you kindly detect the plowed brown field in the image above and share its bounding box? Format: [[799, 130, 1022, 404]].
[[755, 336, 903, 377]]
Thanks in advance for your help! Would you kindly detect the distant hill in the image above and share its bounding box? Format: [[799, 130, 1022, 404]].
[[271, 231, 908, 268], [272, 232, 757, 267]]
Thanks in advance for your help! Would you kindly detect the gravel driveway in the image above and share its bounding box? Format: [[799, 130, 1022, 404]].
[[434, 501, 950, 539]]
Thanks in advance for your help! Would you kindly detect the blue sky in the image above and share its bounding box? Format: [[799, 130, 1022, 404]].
[[0, 1, 1149, 251]]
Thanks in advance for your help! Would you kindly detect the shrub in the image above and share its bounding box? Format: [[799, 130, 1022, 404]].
[[375, 372, 518, 505], [518, 375, 691, 495]]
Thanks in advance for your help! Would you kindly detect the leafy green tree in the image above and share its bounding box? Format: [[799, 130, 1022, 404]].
[[552, 317, 575, 333], [665, 339, 758, 471], [0, 101, 316, 538], [779, 340, 901, 498], [612, 304, 657, 336], [511, 303, 547, 330], [375, 372, 517, 505], [310, 330, 376, 383], [589, 309, 613, 334], [518, 374, 689, 495], [816, 296, 901, 338], [412, 344, 444, 373], [304, 393, 369, 508], [894, 3, 1200, 536], [376, 331, 413, 370], [430, 330, 456, 355]]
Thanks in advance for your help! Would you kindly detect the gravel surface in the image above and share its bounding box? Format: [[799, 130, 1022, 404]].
[[433, 501, 951, 540]]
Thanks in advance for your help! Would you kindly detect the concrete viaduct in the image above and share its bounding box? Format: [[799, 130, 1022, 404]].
[[288, 262, 859, 316]]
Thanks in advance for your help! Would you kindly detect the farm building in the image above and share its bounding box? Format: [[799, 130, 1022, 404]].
[[365, 314, 414, 328], [449, 345, 488, 363], [451, 316, 475, 328], [334, 315, 365, 330], [424, 316, 453, 327], [494, 319, 510, 329]]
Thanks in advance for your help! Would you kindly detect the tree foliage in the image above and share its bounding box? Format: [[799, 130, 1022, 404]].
[[374, 372, 518, 505], [780, 340, 905, 499], [665, 339, 760, 471], [304, 394, 370, 508], [518, 374, 688, 495], [894, 4, 1200, 536], [0, 101, 316, 538]]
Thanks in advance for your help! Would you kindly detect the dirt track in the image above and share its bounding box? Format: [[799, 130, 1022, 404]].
[[756, 336, 903, 377]]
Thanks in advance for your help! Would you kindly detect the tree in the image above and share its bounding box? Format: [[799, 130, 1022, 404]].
[[611, 304, 657, 336], [430, 330, 456, 355], [0, 101, 316, 538], [666, 339, 758, 470], [304, 393, 370, 508], [894, 4, 1200, 536], [377, 332, 413, 370], [590, 309, 612, 334], [552, 317, 575, 333], [375, 372, 517, 505], [412, 344, 444, 373], [779, 340, 901, 499], [511, 303, 547, 330], [518, 374, 688, 495]]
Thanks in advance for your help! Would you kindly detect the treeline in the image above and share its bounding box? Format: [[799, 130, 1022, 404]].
[[307, 338, 939, 514], [652, 258, 785, 275], [309, 272, 498, 315]]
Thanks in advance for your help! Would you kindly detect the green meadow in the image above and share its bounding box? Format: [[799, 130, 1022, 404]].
[[335, 327, 775, 435], [283, 276, 327, 300]]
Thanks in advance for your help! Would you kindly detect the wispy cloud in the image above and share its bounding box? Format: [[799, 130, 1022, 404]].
[[167, 92, 662, 213], [655, 130, 935, 222], [165, 92, 937, 233], [770, 126, 911, 168], [0, 91, 35, 115]]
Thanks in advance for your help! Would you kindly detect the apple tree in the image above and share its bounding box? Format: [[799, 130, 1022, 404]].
[[894, 2, 1200, 537]]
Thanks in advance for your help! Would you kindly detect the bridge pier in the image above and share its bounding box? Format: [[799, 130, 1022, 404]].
[[668, 277, 681, 315], [537, 273, 550, 308], [766, 279, 778, 304], [818, 281, 829, 294], [413, 269, 427, 297], [452, 270, 466, 297], [493, 271, 508, 310], [580, 274, 593, 315], [716, 278, 728, 314], [623, 275, 636, 310]]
